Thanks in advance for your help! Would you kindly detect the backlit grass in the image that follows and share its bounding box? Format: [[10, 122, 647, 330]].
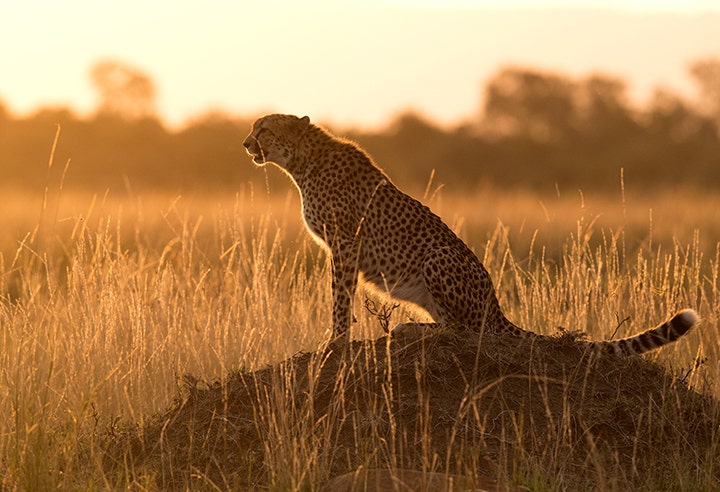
[[0, 184, 718, 489]]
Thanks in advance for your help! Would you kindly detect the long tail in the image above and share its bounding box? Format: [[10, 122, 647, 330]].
[[589, 309, 699, 356]]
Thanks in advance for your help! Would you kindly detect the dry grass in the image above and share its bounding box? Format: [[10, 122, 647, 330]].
[[0, 183, 718, 490]]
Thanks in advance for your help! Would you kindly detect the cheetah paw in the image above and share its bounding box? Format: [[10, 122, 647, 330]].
[[390, 323, 427, 338]]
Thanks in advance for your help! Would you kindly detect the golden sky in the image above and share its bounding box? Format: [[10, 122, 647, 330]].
[[1, 0, 719, 129]]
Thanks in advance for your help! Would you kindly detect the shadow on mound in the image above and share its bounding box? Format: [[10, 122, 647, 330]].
[[107, 331, 719, 490]]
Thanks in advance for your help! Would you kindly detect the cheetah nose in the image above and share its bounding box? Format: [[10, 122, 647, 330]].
[[242, 139, 251, 149]]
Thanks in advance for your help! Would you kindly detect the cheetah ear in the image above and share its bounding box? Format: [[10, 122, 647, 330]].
[[298, 115, 310, 130]]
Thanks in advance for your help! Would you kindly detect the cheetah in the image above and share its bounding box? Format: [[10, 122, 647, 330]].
[[242, 114, 699, 355]]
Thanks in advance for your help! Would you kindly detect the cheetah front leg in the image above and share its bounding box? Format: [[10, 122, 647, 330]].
[[329, 245, 360, 342]]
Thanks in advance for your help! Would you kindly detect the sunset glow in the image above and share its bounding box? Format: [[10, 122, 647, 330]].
[[1, 0, 719, 128]]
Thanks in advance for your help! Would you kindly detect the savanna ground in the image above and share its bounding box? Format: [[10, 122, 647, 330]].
[[1, 173, 719, 490]]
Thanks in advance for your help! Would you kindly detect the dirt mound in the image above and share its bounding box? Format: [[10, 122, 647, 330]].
[[108, 331, 719, 490]]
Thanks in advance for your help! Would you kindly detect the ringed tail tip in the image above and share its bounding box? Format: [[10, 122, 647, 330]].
[[676, 309, 700, 328]]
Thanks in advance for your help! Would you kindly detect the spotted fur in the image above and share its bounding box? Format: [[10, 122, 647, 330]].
[[243, 114, 699, 354]]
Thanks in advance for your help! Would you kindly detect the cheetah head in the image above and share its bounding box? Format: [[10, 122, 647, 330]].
[[243, 114, 310, 169]]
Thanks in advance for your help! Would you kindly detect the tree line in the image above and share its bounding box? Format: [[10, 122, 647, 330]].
[[1, 59, 718, 195]]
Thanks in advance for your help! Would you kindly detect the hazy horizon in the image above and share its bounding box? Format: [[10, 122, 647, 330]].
[[2, 1, 719, 129]]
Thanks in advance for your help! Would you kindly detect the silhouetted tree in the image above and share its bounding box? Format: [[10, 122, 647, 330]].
[[576, 74, 639, 141], [381, 112, 449, 186], [647, 89, 707, 141], [689, 57, 720, 131], [90, 60, 156, 120], [482, 67, 576, 142], [1, 61, 718, 193]]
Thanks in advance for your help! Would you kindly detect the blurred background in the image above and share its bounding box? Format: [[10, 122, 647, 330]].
[[1, 0, 719, 203]]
